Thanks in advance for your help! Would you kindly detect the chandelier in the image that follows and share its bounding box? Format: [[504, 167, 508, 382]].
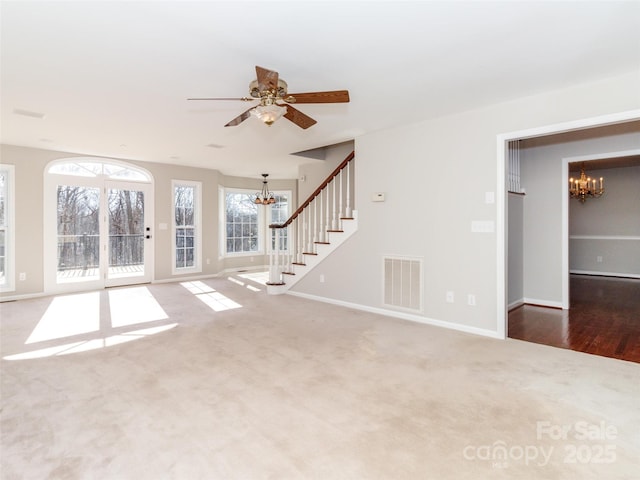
[[254, 174, 276, 205], [569, 164, 604, 203]]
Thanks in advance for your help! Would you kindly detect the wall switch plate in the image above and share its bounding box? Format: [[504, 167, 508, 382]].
[[597, 256, 603, 263], [371, 192, 385, 202], [467, 294, 476, 306], [485, 191, 495, 204], [446, 291, 454, 303], [319, 274, 325, 283]]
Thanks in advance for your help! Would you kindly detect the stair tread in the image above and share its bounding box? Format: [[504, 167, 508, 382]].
[[302, 252, 318, 256], [340, 217, 354, 220], [292, 262, 306, 266], [282, 271, 295, 276], [327, 229, 344, 233], [314, 241, 331, 245]]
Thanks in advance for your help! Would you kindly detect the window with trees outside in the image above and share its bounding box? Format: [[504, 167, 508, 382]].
[[270, 193, 289, 251], [173, 181, 201, 273], [223, 189, 290, 256], [225, 191, 259, 254]]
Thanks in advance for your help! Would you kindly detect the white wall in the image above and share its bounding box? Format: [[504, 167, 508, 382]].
[[290, 71, 640, 336], [297, 141, 354, 203]]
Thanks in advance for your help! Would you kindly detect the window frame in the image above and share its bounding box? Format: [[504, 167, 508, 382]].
[[268, 191, 291, 254], [219, 187, 292, 259], [0, 164, 15, 292], [220, 187, 264, 258], [172, 180, 202, 275]]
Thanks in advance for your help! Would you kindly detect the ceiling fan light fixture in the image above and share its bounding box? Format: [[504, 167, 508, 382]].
[[251, 104, 287, 126]]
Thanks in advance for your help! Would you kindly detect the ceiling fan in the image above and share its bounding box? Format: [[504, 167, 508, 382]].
[[188, 66, 350, 129]]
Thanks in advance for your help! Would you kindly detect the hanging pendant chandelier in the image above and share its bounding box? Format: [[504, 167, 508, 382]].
[[254, 174, 276, 205], [569, 163, 604, 203]]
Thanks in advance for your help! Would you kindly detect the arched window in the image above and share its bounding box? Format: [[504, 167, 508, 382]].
[[48, 159, 151, 182]]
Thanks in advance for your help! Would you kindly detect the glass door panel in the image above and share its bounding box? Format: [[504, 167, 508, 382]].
[[56, 185, 101, 283], [106, 186, 150, 286]]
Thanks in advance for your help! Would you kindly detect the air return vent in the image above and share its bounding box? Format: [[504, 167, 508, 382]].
[[383, 256, 422, 312]]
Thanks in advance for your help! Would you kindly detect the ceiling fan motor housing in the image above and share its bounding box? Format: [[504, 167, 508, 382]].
[[249, 79, 288, 99]]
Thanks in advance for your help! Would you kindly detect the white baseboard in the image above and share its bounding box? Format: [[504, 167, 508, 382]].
[[286, 290, 502, 339], [570, 270, 640, 279], [508, 299, 524, 311], [153, 265, 269, 285], [522, 297, 564, 309]]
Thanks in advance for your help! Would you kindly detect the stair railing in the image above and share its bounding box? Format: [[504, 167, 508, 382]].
[[267, 151, 355, 285]]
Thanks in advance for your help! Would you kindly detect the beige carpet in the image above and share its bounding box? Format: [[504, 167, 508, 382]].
[[1, 275, 639, 479]]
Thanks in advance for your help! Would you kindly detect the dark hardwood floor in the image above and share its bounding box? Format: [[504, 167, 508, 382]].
[[508, 275, 640, 363]]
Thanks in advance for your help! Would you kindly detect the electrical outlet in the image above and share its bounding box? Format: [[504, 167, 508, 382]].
[[319, 274, 325, 283], [19, 272, 26, 281], [467, 294, 476, 306], [446, 291, 454, 303], [597, 256, 603, 263]]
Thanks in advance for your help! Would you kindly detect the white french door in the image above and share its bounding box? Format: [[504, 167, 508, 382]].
[[105, 181, 153, 287], [46, 162, 154, 293]]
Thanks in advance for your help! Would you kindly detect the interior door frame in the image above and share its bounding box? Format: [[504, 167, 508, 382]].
[[496, 109, 640, 339]]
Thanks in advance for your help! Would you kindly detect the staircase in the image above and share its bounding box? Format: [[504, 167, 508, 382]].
[[267, 151, 357, 294]]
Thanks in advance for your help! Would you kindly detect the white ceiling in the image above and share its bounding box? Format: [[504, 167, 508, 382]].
[[2, 1, 639, 179]]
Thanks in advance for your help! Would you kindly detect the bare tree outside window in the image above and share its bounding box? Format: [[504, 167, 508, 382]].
[[225, 192, 258, 253], [56, 185, 100, 275], [108, 189, 145, 269], [270, 193, 289, 251], [175, 185, 196, 268]]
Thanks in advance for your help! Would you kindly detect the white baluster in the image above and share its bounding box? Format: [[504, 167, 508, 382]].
[[318, 190, 324, 243], [312, 196, 318, 247], [296, 216, 303, 263], [325, 184, 331, 236], [308, 206, 314, 253], [268, 228, 278, 284], [332, 176, 338, 230], [338, 170, 344, 227], [345, 161, 352, 218]]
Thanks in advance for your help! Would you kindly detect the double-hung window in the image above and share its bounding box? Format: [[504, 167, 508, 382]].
[[224, 190, 260, 255], [270, 193, 290, 251], [173, 181, 202, 274]]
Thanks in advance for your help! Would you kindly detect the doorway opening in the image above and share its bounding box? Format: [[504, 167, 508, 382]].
[[497, 111, 640, 360]]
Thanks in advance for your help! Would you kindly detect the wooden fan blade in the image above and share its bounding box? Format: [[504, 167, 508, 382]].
[[283, 90, 350, 104], [283, 105, 317, 129], [188, 97, 254, 101], [255, 66, 279, 92], [225, 107, 255, 127]]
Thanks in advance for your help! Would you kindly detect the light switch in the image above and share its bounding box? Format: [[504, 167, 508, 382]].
[[485, 191, 495, 204], [371, 192, 385, 202]]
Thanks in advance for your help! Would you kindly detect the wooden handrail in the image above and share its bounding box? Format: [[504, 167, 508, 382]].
[[270, 150, 354, 229]]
